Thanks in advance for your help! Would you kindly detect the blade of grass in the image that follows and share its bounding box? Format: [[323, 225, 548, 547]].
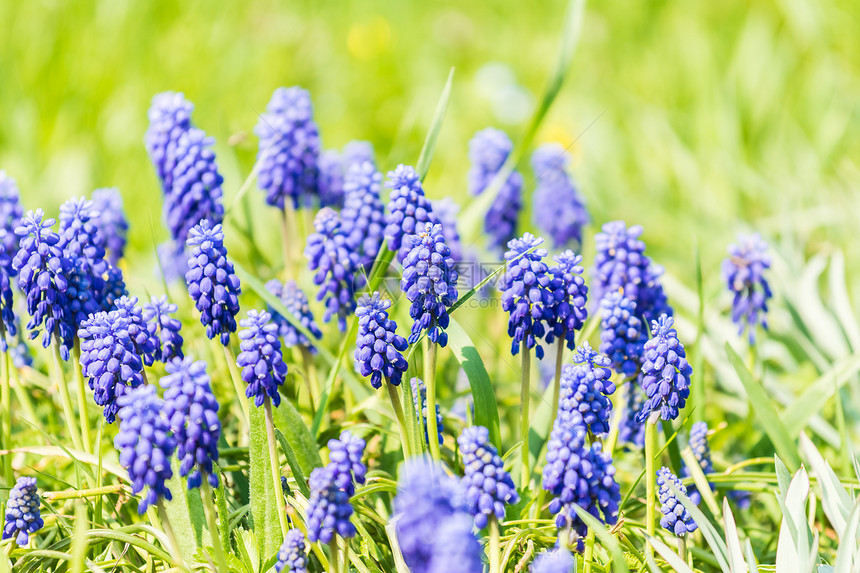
[[416, 68, 455, 180]]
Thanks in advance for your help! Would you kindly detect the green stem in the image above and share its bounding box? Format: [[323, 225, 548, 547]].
[[72, 342, 92, 454], [264, 398, 289, 538], [280, 207, 292, 278], [645, 417, 659, 553], [43, 484, 128, 501], [520, 347, 532, 486], [1, 335, 11, 484], [222, 345, 250, 428], [488, 516, 501, 573], [424, 340, 441, 462], [558, 525, 571, 551], [386, 381, 412, 459], [156, 500, 188, 571], [213, 465, 232, 555], [200, 478, 231, 573], [551, 338, 565, 421], [329, 538, 340, 573], [584, 530, 595, 573], [678, 536, 687, 563], [300, 347, 318, 417], [50, 339, 83, 452]]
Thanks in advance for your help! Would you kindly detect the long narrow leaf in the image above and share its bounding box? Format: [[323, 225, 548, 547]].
[[416, 68, 455, 180], [799, 432, 853, 536], [649, 536, 695, 573], [573, 506, 630, 573], [667, 482, 731, 572], [833, 498, 860, 573], [723, 498, 748, 573]]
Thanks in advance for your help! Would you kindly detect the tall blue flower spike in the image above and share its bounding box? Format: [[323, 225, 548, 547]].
[[499, 233, 553, 359], [384, 164, 436, 261], [145, 91, 194, 191], [432, 197, 463, 263], [636, 314, 692, 423], [683, 421, 713, 505], [113, 296, 158, 367], [326, 430, 367, 496], [237, 310, 288, 407], [305, 466, 356, 543], [545, 250, 588, 350], [400, 223, 458, 346], [143, 295, 184, 363], [161, 357, 221, 489], [275, 529, 308, 573], [91, 187, 129, 265], [468, 128, 523, 252], [354, 293, 408, 388], [265, 279, 322, 353], [185, 220, 242, 345], [531, 143, 589, 249], [723, 233, 772, 344], [114, 385, 176, 513], [411, 377, 444, 446], [341, 160, 385, 268], [559, 343, 616, 435], [255, 86, 321, 209], [305, 208, 361, 332], [599, 290, 645, 377], [317, 140, 375, 209], [0, 172, 23, 348], [457, 425, 519, 529], [3, 477, 44, 546], [657, 467, 698, 537]]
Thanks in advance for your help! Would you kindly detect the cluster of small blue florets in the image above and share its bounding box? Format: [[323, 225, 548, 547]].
[[237, 310, 288, 407], [636, 315, 692, 423], [559, 343, 616, 435], [545, 250, 588, 350], [144, 91, 193, 189], [317, 141, 375, 209], [618, 380, 647, 448], [683, 421, 713, 504], [499, 233, 553, 359], [384, 164, 436, 260], [143, 295, 184, 363], [0, 173, 23, 345], [91, 187, 128, 265], [723, 234, 772, 344], [432, 197, 463, 262], [656, 467, 698, 537], [255, 86, 320, 209], [411, 377, 443, 446], [101, 266, 128, 312], [161, 357, 221, 489], [275, 529, 309, 573], [306, 465, 357, 544], [457, 425, 519, 529], [114, 385, 176, 513], [185, 220, 242, 345], [599, 291, 645, 377], [58, 197, 108, 306], [531, 143, 589, 250], [305, 208, 361, 332], [3, 476, 44, 546], [341, 161, 385, 268], [265, 279, 322, 353], [354, 293, 408, 388], [468, 128, 523, 253], [400, 223, 458, 346], [326, 430, 367, 496], [113, 296, 158, 366]]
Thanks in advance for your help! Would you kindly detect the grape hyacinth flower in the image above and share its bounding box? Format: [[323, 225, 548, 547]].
[[78, 309, 146, 423], [58, 196, 109, 314], [185, 220, 242, 345], [531, 143, 589, 249], [545, 251, 588, 350], [411, 377, 443, 446], [384, 164, 436, 260], [255, 86, 320, 209], [317, 140, 375, 208], [559, 343, 616, 435], [165, 128, 225, 247], [305, 466, 356, 543], [143, 295, 184, 363], [265, 279, 322, 353], [531, 549, 575, 573], [341, 161, 385, 268], [2, 476, 44, 546], [327, 430, 367, 496], [457, 425, 519, 529], [468, 128, 523, 252], [237, 310, 288, 407], [400, 223, 459, 346], [618, 380, 647, 448], [275, 529, 308, 573], [101, 265, 128, 312], [0, 244, 16, 348], [161, 357, 221, 489], [542, 410, 620, 547], [113, 296, 158, 367], [13, 210, 74, 358], [144, 91, 194, 190], [656, 467, 698, 537], [65, 259, 101, 331], [723, 234, 772, 343], [354, 293, 408, 389], [0, 171, 24, 255], [305, 208, 361, 331], [425, 514, 484, 573], [599, 291, 645, 377], [683, 421, 714, 505], [499, 233, 553, 359], [432, 197, 463, 263], [114, 385, 176, 513], [593, 221, 672, 323], [91, 187, 129, 265], [392, 458, 482, 573], [636, 315, 692, 423]]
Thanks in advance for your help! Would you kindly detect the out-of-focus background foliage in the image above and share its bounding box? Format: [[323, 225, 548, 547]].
[[1, 0, 859, 289]]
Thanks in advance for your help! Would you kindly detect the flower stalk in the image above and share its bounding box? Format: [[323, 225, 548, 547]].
[[424, 340, 440, 461], [520, 346, 531, 486]]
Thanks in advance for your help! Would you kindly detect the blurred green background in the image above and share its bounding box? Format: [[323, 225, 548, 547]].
[[1, 0, 859, 295]]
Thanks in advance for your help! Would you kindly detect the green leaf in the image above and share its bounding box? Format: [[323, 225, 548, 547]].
[[667, 481, 731, 573], [781, 354, 860, 434], [416, 68, 455, 180], [827, 250, 860, 351], [799, 432, 853, 537], [775, 455, 792, 501], [775, 467, 818, 573], [311, 316, 359, 436], [273, 399, 323, 477], [274, 428, 310, 498], [162, 460, 210, 560], [681, 447, 722, 520], [445, 318, 502, 449], [744, 539, 760, 573], [248, 403, 280, 557], [648, 536, 694, 573], [573, 506, 630, 573], [725, 342, 801, 472], [833, 498, 860, 573], [723, 498, 747, 573]]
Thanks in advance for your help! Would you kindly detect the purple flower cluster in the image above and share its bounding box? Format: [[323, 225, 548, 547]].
[[91, 187, 129, 265], [499, 233, 553, 359], [432, 197, 463, 263], [317, 141, 375, 208], [275, 529, 308, 573], [618, 380, 647, 448], [305, 208, 361, 331], [723, 234, 772, 343], [255, 87, 321, 209], [411, 377, 443, 447], [161, 357, 221, 489], [656, 467, 698, 537], [545, 251, 588, 350], [265, 279, 322, 353], [354, 293, 408, 388], [113, 296, 158, 366], [457, 425, 519, 529], [559, 343, 616, 435], [341, 161, 385, 268], [683, 421, 713, 505], [101, 266, 128, 311], [636, 315, 692, 423], [468, 128, 523, 252], [384, 165, 436, 260], [306, 466, 356, 543], [185, 220, 242, 345], [599, 291, 645, 377], [143, 295, 184, 363], [114, 385, 176, 513], [531, 143, 589, 249], [144, 91, 193, 190], [237, 310, 288, 407], [393, 459, 483, 573], [400, 223, 458, 346], [326, 430, 367, 496], [0, 173, 23, 346], [3, 476, 43, 546]]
